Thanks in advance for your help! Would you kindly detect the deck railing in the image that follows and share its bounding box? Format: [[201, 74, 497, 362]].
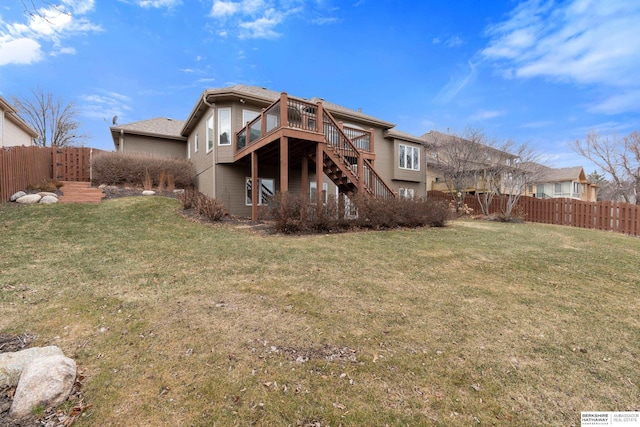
[[235, 93, 395, 199]]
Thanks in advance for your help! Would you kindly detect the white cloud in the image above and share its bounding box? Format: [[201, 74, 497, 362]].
[[470, 110, 505, 121], [0, 37, 42, 65], [129, 0, 182, 8], [588, 90, 640, 115], [208, 0, 306, 39], [434, 61, 477, 103], [482, 0, 640, 90], [0, 2, 101, 66], [444, 36, 464, 48], [80, 91, 133, 121]]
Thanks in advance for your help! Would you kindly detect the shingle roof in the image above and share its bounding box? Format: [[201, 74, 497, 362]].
[[538, 166, 585, 182], [111, 117, 186, 139], [385, 128, 425, 144]]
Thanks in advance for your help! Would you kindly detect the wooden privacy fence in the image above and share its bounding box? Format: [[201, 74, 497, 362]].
[[0, 146, 102, 202], [427, 191, 640, 237]]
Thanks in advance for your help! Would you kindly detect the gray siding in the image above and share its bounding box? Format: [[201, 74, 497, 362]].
[[123, 135, 186, 158]]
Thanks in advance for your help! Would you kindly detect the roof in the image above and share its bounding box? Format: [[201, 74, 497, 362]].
[[0, 95, 39, 138], [422, 130, 517, 162], [181, 84, 394, 136], [384, 128, 425, 144], [538, 166, 586, 183], [111, 117, 186, 139]]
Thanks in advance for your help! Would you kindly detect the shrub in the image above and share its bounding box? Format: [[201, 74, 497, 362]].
[[267, 192, 449, 234], [91, 152, 194, 188], [178, 188, 198, 210], [193, 192, 226, 222]]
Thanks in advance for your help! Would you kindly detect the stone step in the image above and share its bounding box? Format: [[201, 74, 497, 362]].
[[58, 181, 105, 204]]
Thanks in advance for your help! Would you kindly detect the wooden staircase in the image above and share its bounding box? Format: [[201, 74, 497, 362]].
[[58, 181, 105, 204]]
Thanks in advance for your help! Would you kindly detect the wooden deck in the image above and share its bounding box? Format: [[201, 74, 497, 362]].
[[58, 181, 105, 204]]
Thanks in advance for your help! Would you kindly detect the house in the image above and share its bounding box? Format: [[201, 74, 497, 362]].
[[0, 95, 38, 147], [422, 130, 520, 195], [110, 117, 187, 158], [114, 85, 429, 219], [526, 165, 598, 202]]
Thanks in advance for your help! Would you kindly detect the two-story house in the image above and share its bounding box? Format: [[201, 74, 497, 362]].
[[111, 85, 427, 219], [526, 165, 598, 202]]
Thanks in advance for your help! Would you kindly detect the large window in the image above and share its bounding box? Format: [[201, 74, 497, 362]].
[[242, 109, 259, 125], [399, 187, 415, 199], [573, 182, 580, 194], [310, 181, 328, 204], [206, 115, 214, 152], [218, 108, 231, 146], [246, 178, 275, 205], [399, 144, 420, 171]]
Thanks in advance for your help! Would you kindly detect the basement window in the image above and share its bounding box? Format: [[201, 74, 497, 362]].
[[246, 178, 274, 205]]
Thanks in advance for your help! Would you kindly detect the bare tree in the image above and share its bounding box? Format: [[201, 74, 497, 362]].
[[496, 142, 542, 219], [572, 131, 640, 205], [13, 86, 86, 147], [426, 128, 488, 212]]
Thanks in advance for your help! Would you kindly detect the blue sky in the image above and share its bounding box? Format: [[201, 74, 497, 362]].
[[1, 0, 639, 170]]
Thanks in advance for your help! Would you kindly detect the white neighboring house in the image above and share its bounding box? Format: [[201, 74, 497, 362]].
[[0, 95, 38, 147]]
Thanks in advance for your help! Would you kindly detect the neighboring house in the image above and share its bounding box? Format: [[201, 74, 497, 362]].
[[422, 130, 519, 195], [110, 117, 187, 158], [0, 95, 38, 147], [526, 165, 598, 202], [115, 85, 430, 219]]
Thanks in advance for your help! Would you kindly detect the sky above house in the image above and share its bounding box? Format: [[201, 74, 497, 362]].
[[1, 0, 639, 170]]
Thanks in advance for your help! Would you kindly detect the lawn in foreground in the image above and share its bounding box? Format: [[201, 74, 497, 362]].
[[1, 197, 638, 426]]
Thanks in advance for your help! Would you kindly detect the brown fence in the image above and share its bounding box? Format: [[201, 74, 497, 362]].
[[428, 191, 640, 237], [1, 146, 102, 202]]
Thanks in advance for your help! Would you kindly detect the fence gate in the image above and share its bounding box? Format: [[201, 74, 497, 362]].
[[53, 147, 94, 181]]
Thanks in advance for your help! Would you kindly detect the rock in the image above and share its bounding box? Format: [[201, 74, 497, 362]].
[[98, 184, 107, 189], [0, 346, 64, 388], [40, 195, 59, 204], [10, 191, 27, 202], [15, 194, 42, 204], [9, 354, 76, 420], [37, 192, 58, 198], [173, 189, 185, 194], [142, 190, 156, 196]]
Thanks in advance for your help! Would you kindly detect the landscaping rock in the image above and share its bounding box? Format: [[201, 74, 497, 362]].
[[39, 195, 59, 204], [9, 354, 76, 420], [9, 191, 26, 202], [15, 194, 42, 204], [37, 192, 58, 198], [142, 190, 156, 196], [0, 346, 64, 388]]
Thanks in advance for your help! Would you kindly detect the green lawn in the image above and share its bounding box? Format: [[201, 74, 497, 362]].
[[1, 197, 638, 426]]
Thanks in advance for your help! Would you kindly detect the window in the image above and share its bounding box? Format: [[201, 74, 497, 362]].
[[206, 115, 214, 152], [399, 144, 420, 171], [573, 182, 580, 194], [243, 109, 259, 125], [194, 132, 199, 153], [218, 108, 231, 146], [399, 187, 415, 199], [187, 142, 191, 159], [555, 183, 562, 194], [310, 181, 328, 204], [246, 178, 274, 205]]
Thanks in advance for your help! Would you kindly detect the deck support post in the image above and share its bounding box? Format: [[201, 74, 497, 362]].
[[316, 143, 323, 206], [251, 151, 258, 221], [301, 154, 309, 200], [280, 137, 289, 194]]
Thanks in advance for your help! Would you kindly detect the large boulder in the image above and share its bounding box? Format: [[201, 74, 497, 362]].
[[0, 346, 64, 388], [39, 195, 59, 204], [10, 191, 26, 202], [15, 194, 42, 204], [37, 192, 58, 198], [9, 354, 76, 420]]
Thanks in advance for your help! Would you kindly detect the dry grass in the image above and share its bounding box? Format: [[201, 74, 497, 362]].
[[1, 197, 639, 426]]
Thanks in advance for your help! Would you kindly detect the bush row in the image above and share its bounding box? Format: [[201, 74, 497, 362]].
[[267, 193, 449, 234], [91, 152, 194, 188]]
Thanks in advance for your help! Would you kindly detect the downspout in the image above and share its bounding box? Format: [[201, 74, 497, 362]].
[[201, 93, 216, 198]]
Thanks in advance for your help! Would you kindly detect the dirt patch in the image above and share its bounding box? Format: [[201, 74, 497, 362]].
[[0, 334, 89, 427]]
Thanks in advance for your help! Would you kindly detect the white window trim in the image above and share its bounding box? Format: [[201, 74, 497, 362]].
[[399, 144, 420, 171], [218, 107, 231, 146], [245, 177, 275, 206], [206, 114, 214, 152], [399, 187, 415, 199], [310, 181, 329, 204], [194, 132, 199, 153], [187, 141, 191, 159]]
